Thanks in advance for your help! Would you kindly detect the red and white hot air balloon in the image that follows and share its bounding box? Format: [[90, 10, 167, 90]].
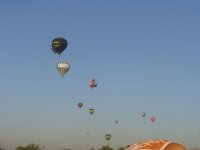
[[90, 78, 97, 89], [125, 139, 186, 150]]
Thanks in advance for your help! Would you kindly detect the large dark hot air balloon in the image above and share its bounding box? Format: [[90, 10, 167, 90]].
[[51, 38, 68, 55]]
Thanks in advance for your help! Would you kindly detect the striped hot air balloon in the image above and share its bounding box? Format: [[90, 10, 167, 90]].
[[57, 61, 70, 77], [125, 139, 186, 150]]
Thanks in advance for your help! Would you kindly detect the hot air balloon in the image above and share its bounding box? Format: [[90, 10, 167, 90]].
[[105, 134, 111, 141], [78, 102, 83, 109], [115, 120, 119, 124], [141, 112, 146, 124], [124, 139, 186, 150], [142, 112, 146, 117], [57, 61, 70, 77], [51, 38, 68, 55], [150, 116, 156, 122], [88, 108, 95, 115], [90, 78, 97, 89]]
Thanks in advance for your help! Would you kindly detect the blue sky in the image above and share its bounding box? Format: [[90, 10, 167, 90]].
[[0, 1, 200, 150]]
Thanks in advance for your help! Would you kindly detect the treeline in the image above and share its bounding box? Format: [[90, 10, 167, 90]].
[[1, 143, 130, 150], [16, 144, 42, 150]]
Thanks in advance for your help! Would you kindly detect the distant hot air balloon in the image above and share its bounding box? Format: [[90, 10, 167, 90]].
[[142, 112, 146, 117], [115, 120, 119, 124], [150, 116, 156, 122], [90, 78, 97, 89], [51, 38, 68, 55], [105, 133, 111, 141], [57, 61, 70, 77], [88, 108, 95, 115], [78, 102, 83, 109]]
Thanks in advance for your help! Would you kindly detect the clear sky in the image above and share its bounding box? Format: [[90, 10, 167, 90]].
[[0, 1, 200, 150]]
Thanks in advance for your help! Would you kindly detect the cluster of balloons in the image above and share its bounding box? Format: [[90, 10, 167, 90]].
[[51, 37, 70, 77], [142, 112, 156, 123], [88, 79, 96, 115], [49, 37, 160, 147], [77, 79, 97, 115], [78, 102, 95, 115], [51, 38, 113, 142], [76, 79, 113, 143]]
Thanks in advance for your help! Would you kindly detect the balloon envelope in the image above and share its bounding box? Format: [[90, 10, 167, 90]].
[[90, 78, 97, 89], [105, 134, 111, 141], [51, 38, 68, 55], [78, 102, 83, 108], [88, 108, 95, 115], [57, 61, 70, 77], [142, 112, 146, 117], [124, 139, 186, 150], [150, 116, 156, 122]]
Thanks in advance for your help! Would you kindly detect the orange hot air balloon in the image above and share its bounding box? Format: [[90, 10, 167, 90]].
[[124, 139, 186, 150]]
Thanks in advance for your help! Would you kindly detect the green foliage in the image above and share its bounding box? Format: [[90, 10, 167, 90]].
[[98, 145, 113, 150], [15, 143, 129, 150], [117, 147, 124, 150], [16, 143, 41, 150], [16, 146, 24, 150]]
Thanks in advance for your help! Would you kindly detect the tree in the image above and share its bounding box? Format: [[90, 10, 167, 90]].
[[98, 145, 113, 150], [16, 146, 24, 150], [117, 147, 124, 150], [16, 143, 41, 150]]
